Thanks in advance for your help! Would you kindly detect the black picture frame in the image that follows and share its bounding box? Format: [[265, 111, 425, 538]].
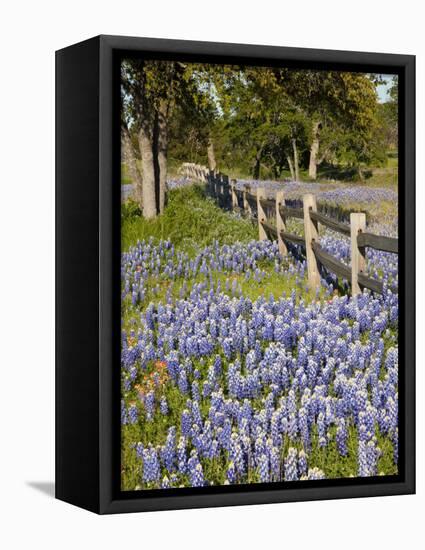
[[56, 34, 415, 514]]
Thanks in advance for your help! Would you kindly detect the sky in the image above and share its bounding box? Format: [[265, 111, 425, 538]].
[[376, 74, 395, 103]]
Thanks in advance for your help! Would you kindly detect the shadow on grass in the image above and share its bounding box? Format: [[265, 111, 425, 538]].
[[318, 164, 373, 182]]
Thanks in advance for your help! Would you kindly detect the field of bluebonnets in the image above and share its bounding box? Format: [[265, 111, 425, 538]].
[[120, 178, 398, 491]]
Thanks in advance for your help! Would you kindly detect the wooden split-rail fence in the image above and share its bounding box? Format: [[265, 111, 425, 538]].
[[180, 163, 210, 183], [180, 163, 398, 296]]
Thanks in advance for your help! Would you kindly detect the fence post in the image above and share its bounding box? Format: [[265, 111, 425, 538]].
[[350, 212, 366, 296], [243, 185, 252, 217], [303, 193, 321, 291], [223, 174, 230, 208], [217, 172, 224, 207], [257, 188, 268, 241], [211, 171, 215, 198], [216, 173, 220, 203], [231, 179, 238, 210], [276, 191, 287, 256], [212, 171, 217, 201], [208, 170, 215, 198]]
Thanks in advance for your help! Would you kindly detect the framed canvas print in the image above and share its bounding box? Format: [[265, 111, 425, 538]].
[[56, 35, 415, 514]]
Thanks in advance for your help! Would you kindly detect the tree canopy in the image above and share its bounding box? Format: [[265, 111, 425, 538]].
[[121, 59, 398, 217]]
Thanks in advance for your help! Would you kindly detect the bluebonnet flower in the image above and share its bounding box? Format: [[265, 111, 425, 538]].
[[160, 395, 168, 415], [121, 400, 128, 425], [269, 446, 280, 481], [121, 235, 399, 489], [161, 476, 170, 489], [227, 461, 237, 484], [142, 445, 160, 484], [358, 440, 368, 477], [181, 409, 192, 437], [230, 432, 245, 477], [144, 391, 155, 421], [178, 368, 189, 394], [128, 403, 139, 425], [366, 438, 381, 476], [298, 450, 308, 476], [258, 454, 270, 483], [298, 407, 310, 450], [177, 436, 187, 474], [392, 428, 399, 464], [135, 442, 144, 459], [307, 468, 326, 480], [188, 451, 205, 487], [336, 417, 348, 456], [284, 448, 299, 481], [161, 426, 177, 472], [317, 412, 327, 448], [192, 381, 201, 402]]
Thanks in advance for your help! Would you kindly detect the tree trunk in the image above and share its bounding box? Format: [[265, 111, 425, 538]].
[[308, 121, 321, 180], [253, 149, 262, 179], [138, 124, 157, 219], [292, 139, 300, 182], [157, 102, 168, 214], [122, 126, 143, 206], [287, 155, 295, 181], [207, 139, 217, 172]]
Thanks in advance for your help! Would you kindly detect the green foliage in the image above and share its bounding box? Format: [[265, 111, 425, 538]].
[[177, 66, 394, 180], [121, 199, 142, 222], [121, 59, 398, 213], [121, 185, 257, 252]]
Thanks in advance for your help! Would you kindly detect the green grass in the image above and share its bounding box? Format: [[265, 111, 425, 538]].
[[122, 150, 398, 188], [121, 162, 132, 185], [122, 184, 257, 253]]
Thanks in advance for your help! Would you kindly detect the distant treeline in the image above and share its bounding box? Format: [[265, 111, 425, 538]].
[[121, 59, 397, 218]]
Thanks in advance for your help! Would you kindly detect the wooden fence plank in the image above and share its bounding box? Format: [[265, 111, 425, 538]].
[[310, 211, 351, 236], [257, 188, 268, 241], [311, 241, 351, 280], [281, 232, 306, 247], [260, 220, 278, 237], [243, 185, 253, 216], [231, 179, 238, 210], [357, 232, 398, 254], [280, 206, 304, 219], [223, 174, 230, 208], [312, 241, 385, 294], [351, 213, 366, 296], [246, 190, 258, 202], [246, 194, 258, 208], [259, 197, 276, 210], [357, 272, 384, 294], [276, 191, 287, 256], [303, 194, 321, 291]]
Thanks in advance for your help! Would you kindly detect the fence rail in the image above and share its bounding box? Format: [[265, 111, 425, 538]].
[[357, 232, 398, 254], [280, 206, 304, 220], [311, 241, 352, 281], [179, 163, 209, 182], [281, 231, 307, 248], [180, 162, 398, 296], [309, 211, 351, 236]]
